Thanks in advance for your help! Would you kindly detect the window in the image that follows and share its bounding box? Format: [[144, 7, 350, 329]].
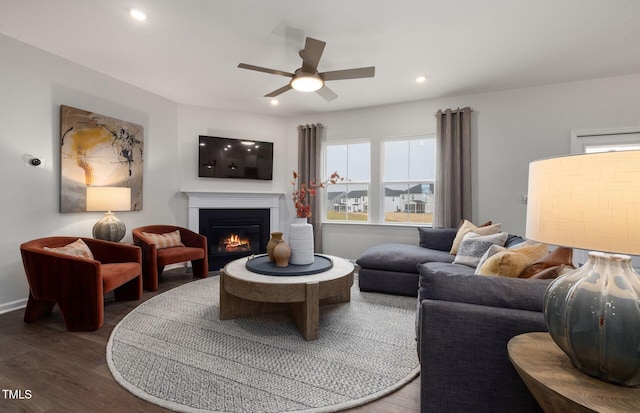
[[323, 135, 436, 225], [584, 143, 640, 153], [382, 136, 436, 224], [325, 142, 370, 221]]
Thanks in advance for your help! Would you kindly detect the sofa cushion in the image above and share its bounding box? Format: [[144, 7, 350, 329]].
[[527, 264, 573, 279], [453, 231, 509, 267], [101, 262, 141, 292], [356, 243, 454, 274], [476, 242, 548, 277], [358, 268, 420, 296], [418, 262, 552, 312], [141, 230, 185, 249], [450, 220, 501, 255], [43, 238, 94, 260], [156, 246, 205, 267], [519, 247, 574, 278], [417, 227, 458, 251], [504, 234, 527, 248]]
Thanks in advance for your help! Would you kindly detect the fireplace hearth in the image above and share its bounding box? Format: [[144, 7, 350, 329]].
[[199, 208, 270, 269]]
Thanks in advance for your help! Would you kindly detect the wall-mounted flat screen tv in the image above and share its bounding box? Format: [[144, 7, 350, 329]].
[[198, 135, 273, 180]]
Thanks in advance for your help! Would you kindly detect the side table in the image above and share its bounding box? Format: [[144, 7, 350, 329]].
[[508, 332, 640, 413]]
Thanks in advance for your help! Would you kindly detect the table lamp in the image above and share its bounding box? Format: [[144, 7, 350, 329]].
[[86, 186, 131, 242], [526, 150, 640, 386]]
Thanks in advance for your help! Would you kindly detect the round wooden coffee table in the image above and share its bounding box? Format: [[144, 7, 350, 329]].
[[219, 254, 354, 340]]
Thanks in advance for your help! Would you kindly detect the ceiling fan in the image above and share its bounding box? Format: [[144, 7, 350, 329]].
[[238, 37, 375, 101]]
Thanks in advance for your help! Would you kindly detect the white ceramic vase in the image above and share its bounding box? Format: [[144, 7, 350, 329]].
[[288, 217, 314, 265]]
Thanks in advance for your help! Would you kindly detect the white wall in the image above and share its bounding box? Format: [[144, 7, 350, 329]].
[[0, 34, 175, 312], [177, 104, 289, 196], [288, 73, 640, 260]]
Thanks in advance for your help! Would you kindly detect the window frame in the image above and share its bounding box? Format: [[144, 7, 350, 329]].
[[322, 133, 436, 226], [380, 134, 436, 225], [322, 139, 372, 223]]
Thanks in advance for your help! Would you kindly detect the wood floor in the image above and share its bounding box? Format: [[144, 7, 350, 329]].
[[0, 268, 420, 413]]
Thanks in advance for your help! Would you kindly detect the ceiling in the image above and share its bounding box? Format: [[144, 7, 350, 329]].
[[1, 0, 640, 117]]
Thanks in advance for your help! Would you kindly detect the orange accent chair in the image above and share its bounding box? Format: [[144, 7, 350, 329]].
[[132, 225, 208, 291], [20, 237, 142, 331]]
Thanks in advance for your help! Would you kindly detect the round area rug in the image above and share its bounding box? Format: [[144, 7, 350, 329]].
[[106, 275, 419, 413]]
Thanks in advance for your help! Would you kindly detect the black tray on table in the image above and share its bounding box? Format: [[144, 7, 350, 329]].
[[245, 254, 333, 276]]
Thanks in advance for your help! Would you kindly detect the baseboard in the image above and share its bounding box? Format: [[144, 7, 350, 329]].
[[0, 298, 27, 315]]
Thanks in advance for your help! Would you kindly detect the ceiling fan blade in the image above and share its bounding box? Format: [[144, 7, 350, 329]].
[[316, 85, 338, 102], [265, 84, 293, 98], [320, 66, 375, 81], [300, 37, 326, 73], [238, 63, 294, 78]]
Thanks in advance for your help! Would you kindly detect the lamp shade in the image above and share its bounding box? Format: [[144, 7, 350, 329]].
[[86, 187, 131, 212], [526, 150, 640, 255]]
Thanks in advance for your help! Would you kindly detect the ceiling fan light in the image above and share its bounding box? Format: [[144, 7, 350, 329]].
[[291, 75, 324, 92]]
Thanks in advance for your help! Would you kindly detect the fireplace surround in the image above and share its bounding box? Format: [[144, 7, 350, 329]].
[[185, 192, 285, 270]]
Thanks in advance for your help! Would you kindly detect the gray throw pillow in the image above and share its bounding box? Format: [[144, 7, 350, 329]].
[[417, 227, 458, 251], [453, 231, 509, 267]]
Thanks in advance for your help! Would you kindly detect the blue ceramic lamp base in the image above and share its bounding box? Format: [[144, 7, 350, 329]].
[[544, 251, 640, 387]]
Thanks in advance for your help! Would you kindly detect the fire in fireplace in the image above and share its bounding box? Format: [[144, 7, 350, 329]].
[[199, 208, 270, 269], [219, 233, 251, 252]]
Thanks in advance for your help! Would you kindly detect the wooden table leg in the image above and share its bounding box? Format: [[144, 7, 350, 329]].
[[219, 270, 232, 320], [219, 270, 286, 320], [290, 282, 319, 341]]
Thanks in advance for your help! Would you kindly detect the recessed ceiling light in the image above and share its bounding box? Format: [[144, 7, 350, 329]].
[[416, 75, 428, 83], [129, 8, 147, 21], [270, 99, 279, 106]]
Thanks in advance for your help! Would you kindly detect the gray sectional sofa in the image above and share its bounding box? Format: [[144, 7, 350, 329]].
[[356, 227, 550, 413], [356, 227, 457, 296]]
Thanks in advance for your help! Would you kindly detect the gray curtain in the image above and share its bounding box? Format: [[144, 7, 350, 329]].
[[433, 107, 472, 228], [297, 123, 324, 252]]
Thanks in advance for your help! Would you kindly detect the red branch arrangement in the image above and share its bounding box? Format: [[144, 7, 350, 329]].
[[291, 171, 343, 218]]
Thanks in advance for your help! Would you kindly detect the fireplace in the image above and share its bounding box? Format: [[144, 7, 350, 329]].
[[185, 191, 285, 270], [199, 208, 270, 269]]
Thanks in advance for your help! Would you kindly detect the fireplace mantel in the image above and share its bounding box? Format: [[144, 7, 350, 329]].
[[184, 192, 285, 234]]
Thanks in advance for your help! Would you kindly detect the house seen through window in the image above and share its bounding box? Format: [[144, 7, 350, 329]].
[[324, 135, 436, 224], [325, 142, 370, 222], [382, 137, 436, 224]]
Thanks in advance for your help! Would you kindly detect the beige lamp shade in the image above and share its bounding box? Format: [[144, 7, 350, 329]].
[[525, 150, 640, 255], [86, 187, 131, 212]]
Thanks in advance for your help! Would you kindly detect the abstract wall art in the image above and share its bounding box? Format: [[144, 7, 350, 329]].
[[60, 105, 144, 213]]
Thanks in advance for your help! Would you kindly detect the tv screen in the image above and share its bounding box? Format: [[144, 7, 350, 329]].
[[198, 135, 273, 180]]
